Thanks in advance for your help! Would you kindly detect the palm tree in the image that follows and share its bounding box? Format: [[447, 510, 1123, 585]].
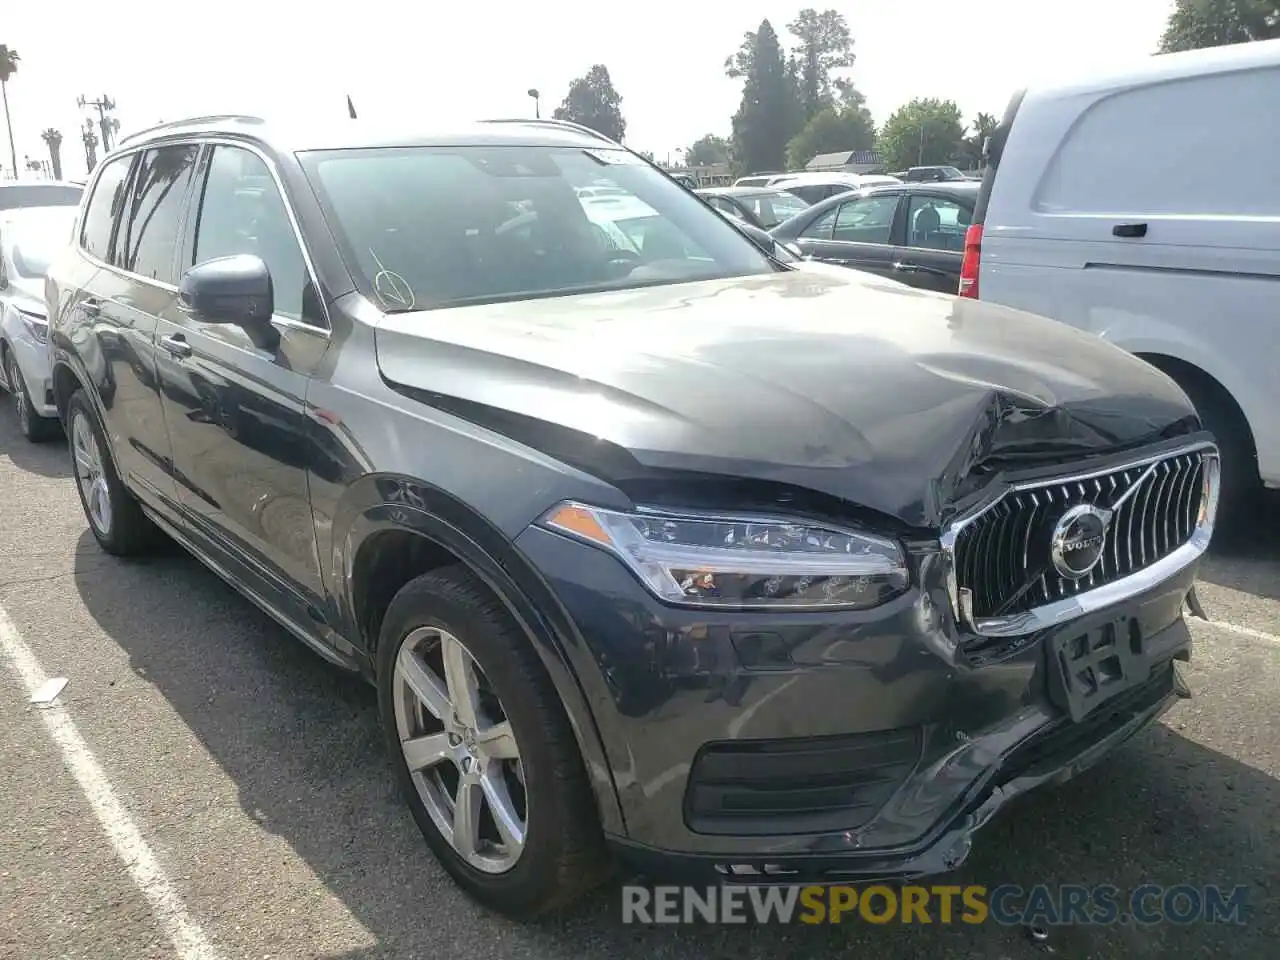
[[0, 45, 19, 179], [42, 128, 63, 180]]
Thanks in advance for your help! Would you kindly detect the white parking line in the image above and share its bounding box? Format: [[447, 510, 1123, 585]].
[[1199, 617, 1280, 647], [0, 603, 224, 960]]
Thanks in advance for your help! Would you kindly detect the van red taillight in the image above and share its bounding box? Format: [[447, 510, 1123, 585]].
[[958, 223, 983, 298]]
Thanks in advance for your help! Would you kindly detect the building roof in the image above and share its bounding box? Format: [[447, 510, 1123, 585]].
[[806, 150, 883, 170]]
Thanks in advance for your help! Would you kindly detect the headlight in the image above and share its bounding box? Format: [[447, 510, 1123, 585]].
[[539, 501, 908, 610], [17, 309, 48, 344]]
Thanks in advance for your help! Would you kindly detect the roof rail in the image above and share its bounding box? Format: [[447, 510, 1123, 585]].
[[117, 114, 266, 146], [480, 117, 616, 145]]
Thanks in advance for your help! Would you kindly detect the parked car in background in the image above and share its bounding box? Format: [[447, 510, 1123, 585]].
[[964, 37, 1280, 527], [695, 186, 811, 229], [773, 171, 902, 204], [732, 171, 787, 187], [0, 181, 84, 212], [1, 205, 80, 440], [904, 165, 970, 183], [771, 181, 978, 291], [46, 113, 1219, 921]]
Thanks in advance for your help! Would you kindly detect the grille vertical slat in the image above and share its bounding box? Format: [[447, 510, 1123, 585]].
[[952, 450, 1208, 628]]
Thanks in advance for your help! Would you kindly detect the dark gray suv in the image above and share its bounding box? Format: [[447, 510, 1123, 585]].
[[45, 114, 1220, 917]]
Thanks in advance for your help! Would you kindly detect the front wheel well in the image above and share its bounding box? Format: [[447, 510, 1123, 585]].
[[351, 529, 459, 659]]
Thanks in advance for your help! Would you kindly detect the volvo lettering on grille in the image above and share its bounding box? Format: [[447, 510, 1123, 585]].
[[1050, 504, 1113, 580]]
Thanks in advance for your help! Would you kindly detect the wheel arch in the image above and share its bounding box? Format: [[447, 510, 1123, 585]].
[[1135, 352, 1257, 460], [334, 474, 627, 835]]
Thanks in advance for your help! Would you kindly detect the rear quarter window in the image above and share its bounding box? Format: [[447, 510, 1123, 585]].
[[79, 155, 136, 262], [1035, 66, 1280, 217]]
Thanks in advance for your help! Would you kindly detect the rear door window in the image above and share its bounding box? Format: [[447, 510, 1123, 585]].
[[79, 154, 135, 262], [904, 195, 970, 251], [117, 144, 201, 284], [832, 195, 899, 244]]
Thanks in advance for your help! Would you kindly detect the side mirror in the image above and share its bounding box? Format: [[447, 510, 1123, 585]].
[[179, 254, 275, 327]]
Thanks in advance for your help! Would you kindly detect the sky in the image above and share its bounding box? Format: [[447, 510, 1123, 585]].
[[3, 0, 1176, 179]]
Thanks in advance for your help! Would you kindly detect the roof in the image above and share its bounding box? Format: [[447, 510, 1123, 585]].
[[806, 150, 883, 169], [696, 186, 793, 197], [112, 115, 623, 155], [1023, 35, 1280, 105], [865, 180, 981, 197]]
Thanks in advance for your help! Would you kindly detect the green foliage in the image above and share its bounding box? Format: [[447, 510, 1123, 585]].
[[552, 64, 626, 142], [726, 20, 803, 174], [786, 8, 856, 119], [0, 45, 18, 83], [785, 94, 875, 170], [685, 134, 731, 167], [1159, 0, 1279, 52], [962, 111, 999, 168], [877, 98, 966, 171]]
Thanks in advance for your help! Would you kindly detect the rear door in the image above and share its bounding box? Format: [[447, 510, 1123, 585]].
[[891, 192, 971, 291], [791, 192, 901, 279]]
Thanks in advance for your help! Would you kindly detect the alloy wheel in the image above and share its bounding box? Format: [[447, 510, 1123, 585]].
[[71, 409, 112, 537], [7, 355, 27, 433], [392, 626, 527, 874]]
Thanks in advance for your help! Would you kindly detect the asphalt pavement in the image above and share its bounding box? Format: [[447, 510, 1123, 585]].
[[1, 402, 1276, 960]]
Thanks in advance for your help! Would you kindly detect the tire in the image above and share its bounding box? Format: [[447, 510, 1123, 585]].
[[4, 347, 61, 443], [377, 565, 610, 917], [66, 388, 162, 556], [1178, 375, 1259, 536]]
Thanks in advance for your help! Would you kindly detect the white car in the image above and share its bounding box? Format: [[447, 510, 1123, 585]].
[[0, 205, 78, 441]]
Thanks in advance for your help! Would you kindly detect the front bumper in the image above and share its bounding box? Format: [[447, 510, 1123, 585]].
[[5, 325, 56, 418], [514, 523, 1198, 882]]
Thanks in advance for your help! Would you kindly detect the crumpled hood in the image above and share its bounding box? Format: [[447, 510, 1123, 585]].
[[373, 268, 1198, 529]]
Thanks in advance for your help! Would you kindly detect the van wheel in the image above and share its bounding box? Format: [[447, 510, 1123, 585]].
[[1177, 376, 1258, 535], [377, 565, 611, 917], [66, 389, 162, 555]]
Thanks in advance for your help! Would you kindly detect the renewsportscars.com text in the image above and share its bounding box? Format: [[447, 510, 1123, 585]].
[[621, 884, 1251, 926]]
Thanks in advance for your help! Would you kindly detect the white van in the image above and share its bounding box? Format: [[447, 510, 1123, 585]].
[[961, 38, 1280, 523]]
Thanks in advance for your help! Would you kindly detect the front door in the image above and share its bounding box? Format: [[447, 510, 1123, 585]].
[[891, 193, 971, 293], [792, 193, 901, 279], [155, 142, 331, 624]]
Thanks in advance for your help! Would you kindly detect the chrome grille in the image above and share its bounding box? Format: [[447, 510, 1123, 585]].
[[951, 448, 1210, 623]]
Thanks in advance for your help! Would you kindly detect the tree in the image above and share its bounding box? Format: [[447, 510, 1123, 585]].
[[787, 8, 856, 119], [877, 98, 966, 171], [962, 111, 999, 169], [726, 20, 803, 174], [785, 96, 875, 170], [685, 134, 731, 167], [553, 65, 626, 142], [0, 45, 20, 179], [1159, 0, 1279, 52], [41, 128, 63, 180]]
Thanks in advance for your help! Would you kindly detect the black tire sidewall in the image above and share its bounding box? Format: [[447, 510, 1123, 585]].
[[375, 570, 593, 915], [66, 389, 148, 552]]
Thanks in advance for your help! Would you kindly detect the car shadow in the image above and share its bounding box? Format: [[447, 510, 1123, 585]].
[[0, 402, 69, 479], [1199, 489, 1280, 602], [72, 533, 1277, 960]]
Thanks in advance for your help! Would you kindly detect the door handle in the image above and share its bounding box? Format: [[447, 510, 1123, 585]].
[[1112, 222, 1148, 238], [81, 298, 101, 317], [892, 262, 920, 273], [160, 333, 193, 359]]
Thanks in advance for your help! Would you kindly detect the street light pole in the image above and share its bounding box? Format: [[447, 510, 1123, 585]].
[[527, 88, 540, 119]]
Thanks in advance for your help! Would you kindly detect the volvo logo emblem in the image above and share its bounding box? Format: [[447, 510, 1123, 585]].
[[1050, 504, 1112, 580]]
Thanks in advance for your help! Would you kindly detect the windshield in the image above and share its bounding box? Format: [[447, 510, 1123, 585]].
[[299, 145, 775, 311], [0, 184, 83, 212], [3, 208, 77, 279], [737, 191, 809, 228]]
